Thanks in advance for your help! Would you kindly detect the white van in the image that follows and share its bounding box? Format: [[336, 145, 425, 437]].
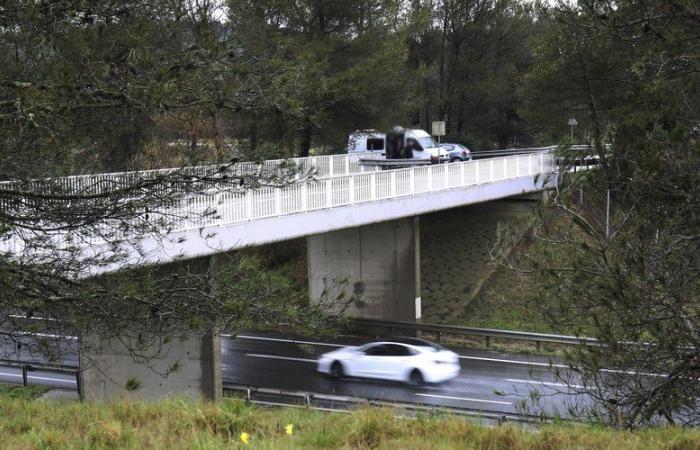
[[347, 129, 386, 154], [347, 128, 449, 163]]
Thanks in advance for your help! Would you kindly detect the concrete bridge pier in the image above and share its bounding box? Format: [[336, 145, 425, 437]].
[[79, 332, 222, 401], [79, 256, 223, 401], [307, 217, 421, 322]]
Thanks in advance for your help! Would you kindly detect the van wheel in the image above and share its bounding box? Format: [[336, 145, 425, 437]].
[[330, 361, 345, 378], [408, 369, 424, 386]]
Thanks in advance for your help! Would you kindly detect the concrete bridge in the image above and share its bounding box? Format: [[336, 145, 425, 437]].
[[2, 148, 569, 401]]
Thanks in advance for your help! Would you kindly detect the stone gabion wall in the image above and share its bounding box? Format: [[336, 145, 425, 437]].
[[420, 200, 535, 323]]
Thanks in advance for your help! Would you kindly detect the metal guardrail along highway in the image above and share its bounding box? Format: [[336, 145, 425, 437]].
[[352, 318, 599, 350], [223, 383, 554, 424], [0, 358, 80, 393]]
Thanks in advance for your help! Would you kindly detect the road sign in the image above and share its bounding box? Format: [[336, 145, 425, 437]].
[[432, 121, 446, 137]]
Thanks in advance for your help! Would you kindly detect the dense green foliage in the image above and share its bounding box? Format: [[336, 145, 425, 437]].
[[0, 0, 543, 175], [499, 0, 700, 427]]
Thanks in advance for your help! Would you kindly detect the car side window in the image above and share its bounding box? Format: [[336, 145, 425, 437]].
[[364, 343, 417, 356], [364, 344, 387, 356], [366, 138, 384, 151]]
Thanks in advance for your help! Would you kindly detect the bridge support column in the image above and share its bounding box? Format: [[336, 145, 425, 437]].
[[307, 217, 420, 322], [79, 256, 223, 401], [79, 333, 222, 401]]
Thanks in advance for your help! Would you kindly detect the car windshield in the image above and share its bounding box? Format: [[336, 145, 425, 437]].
[[418, 136, 437, 149]]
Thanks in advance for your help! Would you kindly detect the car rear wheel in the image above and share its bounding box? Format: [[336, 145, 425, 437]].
[[450, 158, 461, 163], [408, 369, 424, 386], [330, 361, 345, 378]]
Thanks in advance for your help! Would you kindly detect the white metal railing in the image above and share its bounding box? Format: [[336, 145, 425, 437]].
[[1, 145, 588, 199], [0, 152, 383, 193], [1, 152, 558, 258], [0, 152, 557, 253], [169, 152, 556, 233]]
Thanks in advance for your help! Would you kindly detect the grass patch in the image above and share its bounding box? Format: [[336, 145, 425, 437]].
[[0, 389, 698, 449], [0, 384, 49, 400]]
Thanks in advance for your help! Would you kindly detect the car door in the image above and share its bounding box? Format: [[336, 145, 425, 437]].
[[378, 344, 417, 381], [353, 343, 390, 378], [355, 344, 417, 381]]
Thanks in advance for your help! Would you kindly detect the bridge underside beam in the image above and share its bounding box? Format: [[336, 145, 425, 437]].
[[307, 217, 420, 322]]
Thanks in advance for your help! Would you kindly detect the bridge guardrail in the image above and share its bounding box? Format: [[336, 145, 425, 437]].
[[351, 318, 599, 350]]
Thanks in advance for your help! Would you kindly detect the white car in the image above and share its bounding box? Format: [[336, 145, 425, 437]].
[[317, 338, 460, 385]]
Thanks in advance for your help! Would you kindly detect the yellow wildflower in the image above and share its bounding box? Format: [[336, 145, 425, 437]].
[[240, 431, 249, 445], [285, 424, 294, 435]]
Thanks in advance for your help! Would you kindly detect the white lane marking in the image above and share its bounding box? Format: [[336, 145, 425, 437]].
[[9, 314, 57, 321], [0, 371, 76, 384], [505, 378, 588, 390], [415, 393, 511, 406], [245, 353, 317, 363], [462, 356, 666, 378], [232, 335, 344, 348], [459, 355, 568, 369], [15, 332, 78, 340]]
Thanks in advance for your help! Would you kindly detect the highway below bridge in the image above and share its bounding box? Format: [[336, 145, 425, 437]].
[[0, 332, 591, 421]]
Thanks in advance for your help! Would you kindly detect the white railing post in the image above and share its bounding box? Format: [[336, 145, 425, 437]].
[[460, 162, 465, 185], [329, 158, 334, 177], [444, 163, 448, 188], [475, 160, 480, 184], [504, 157, 508, 179], [370, 174, 376, 200], [345, 156, 350, 175], [348, 176, 355, 203], [274, 188, 281, 215], [390, 171, 396, 197], [529, 154, 533, 174], [325, 179, 332, 207], [215, 193, 223, 225], [410, 169, 415, 193], [428, 167, 433, 191], [301, 183, 308, 211], [516, 156, 520, 177], [245, 190, 253, 220], [489, 159, 494, 182]]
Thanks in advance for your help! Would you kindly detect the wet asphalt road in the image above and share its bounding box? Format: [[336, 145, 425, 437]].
[[221, 332, 592, 417], [0, 332, 591, 417]]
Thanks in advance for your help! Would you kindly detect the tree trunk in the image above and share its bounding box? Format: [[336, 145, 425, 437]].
[[299, 120, 312, 157]]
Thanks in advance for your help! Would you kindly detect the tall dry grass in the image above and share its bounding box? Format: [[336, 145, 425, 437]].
[[0, 386, 698, 449]]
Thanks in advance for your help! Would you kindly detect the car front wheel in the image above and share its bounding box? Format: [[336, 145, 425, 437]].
[[408, 369, 424, 386], [330, 361, 345, 378]]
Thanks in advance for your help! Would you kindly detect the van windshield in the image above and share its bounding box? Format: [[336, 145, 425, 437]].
[[418, 136, 437, 149]]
